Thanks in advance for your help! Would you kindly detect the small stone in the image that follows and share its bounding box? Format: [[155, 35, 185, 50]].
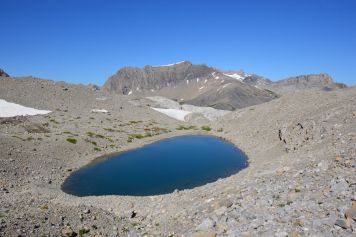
[[193, 231, 216, 237], [196, 218, 216, 231], [345, 206, 356, 221], [61, 226, 77, 237], [83, 209, 90, 214], [330, 178, 348, 193], [335, 219, 351, 229]]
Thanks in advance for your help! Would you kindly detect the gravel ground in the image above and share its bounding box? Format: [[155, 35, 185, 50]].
[[0, 76, 355, 237]]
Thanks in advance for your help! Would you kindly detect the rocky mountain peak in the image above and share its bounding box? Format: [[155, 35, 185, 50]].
[[0, 68, 10, 77], [103, 61, 215, 95]]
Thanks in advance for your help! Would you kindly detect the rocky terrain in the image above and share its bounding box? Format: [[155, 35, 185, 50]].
[[103, 61, 278, 110], [0, 74, 355, 237]]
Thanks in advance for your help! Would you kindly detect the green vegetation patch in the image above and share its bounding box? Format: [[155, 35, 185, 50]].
[[49, 119, 59, 124], [176, 125, 197, 130], [66, 138, 77, 144], [201, 126, 212, 131]]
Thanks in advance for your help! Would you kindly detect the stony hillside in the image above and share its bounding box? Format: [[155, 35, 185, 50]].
[[0, 68, 9, 77], [0, 75, 355, 236], [186, 80, 278, 110]]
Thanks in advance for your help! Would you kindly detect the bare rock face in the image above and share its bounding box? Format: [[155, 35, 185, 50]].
[[0, 68, 9, 77], [103, 61, 215, 94], [242, 74, 272, 87], [264, 73, 346, 94]]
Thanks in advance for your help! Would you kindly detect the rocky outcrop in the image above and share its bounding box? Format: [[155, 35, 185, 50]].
[[0, 68, 9, 77], [242, 74, 272, 87], [264, 73, 346, 94]]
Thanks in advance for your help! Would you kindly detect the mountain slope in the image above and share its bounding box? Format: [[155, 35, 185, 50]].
[[186, 80, 278, 110], [103, 62, 278, 110], [0, 68, 9, 77], [103, 61, 215, 94]]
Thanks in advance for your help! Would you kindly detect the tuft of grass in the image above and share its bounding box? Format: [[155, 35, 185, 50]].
[[129, 120, 142, 124], [83, 138, 97, 146], [78, 228, 90, 237], [63, 131, 78, 136], [94, 147, 101, 152], [66, 138, 77, 144], [103, 128, 116, 132], [201, 126, 212, 131], [49, 119, 59, 124], [217, 128, 224, 132], [40, 204, 48, 210], [12, 135, 34, 141], [176, 125, 196, 130]]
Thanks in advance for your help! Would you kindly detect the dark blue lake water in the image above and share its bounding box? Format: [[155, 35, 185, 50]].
[[62, 135, 248, 196]]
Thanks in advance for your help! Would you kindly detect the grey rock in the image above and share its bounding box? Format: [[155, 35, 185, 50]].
[[335, 219, 351, 229], [196, 218, 216, 231], [330, 178, 349, 193]]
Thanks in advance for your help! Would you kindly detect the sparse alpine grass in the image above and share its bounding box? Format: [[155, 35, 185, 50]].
[[176, 125, 196, 130], [66, 138, 77, 144], [201, 126, 212, 131]]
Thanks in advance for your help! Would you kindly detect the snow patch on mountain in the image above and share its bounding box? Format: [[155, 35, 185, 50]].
[[0, 99, 51, 117], [223, 73, 245, 81], [151, 107, 191, 121], [153, 61, 186, 67]]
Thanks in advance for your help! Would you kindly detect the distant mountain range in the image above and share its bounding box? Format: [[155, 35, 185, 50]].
[[103, 61, 346, 110]]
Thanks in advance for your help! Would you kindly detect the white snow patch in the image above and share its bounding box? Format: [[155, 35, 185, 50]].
[[186, 80, 189, 85], [204, 79, 208, 84], [152, 61, 186, 67], [136, 87, 140, 91], [212, 72, 220, 80], [150, 89, 155, 92], [223, 73, 244, 81], [0, 99, 51, 118], [128, 91, 132, 95], [91, 109, 108, 113], [196, 78, 199, 83], [151, 107, 191, 121], [199, 86, 205, 90]]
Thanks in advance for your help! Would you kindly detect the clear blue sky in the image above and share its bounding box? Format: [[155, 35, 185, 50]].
[[1, 0, 355, 86]]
